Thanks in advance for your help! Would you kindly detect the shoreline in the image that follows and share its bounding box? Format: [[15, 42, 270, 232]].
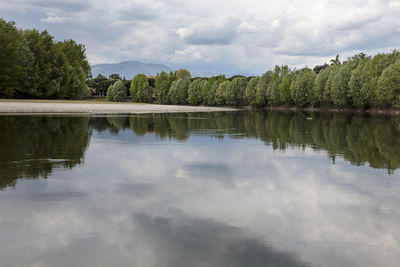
[[264, 106, 400, 116], [0, 100, 237, 114], [1, 100, 399, 116]]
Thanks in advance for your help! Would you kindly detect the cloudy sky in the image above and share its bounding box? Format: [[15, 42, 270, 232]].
[[1, 0, 400, 74]]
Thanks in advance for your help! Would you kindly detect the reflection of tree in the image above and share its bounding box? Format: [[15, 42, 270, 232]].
[[0, 116, 92, 189], [96, 112, 400, 173]]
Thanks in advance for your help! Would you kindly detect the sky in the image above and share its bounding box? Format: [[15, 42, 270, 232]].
[[1, 0, 400, 75]]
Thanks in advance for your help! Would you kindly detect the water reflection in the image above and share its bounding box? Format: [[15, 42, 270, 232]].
[[0, 115, 91, 189], [91, 111, 400, 173], [0, 112, 399, 267]]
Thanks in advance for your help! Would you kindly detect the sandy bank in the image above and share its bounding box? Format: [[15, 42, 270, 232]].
[[0, 100, 237, 114]]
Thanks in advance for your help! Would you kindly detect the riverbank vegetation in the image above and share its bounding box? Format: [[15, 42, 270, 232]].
[[1, 18, 399, 109], [0, 18, 90, 99], [90, 51, 400, 110]]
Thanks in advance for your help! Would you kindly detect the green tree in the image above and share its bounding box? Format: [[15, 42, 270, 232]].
[[106, 83, 115, 101], [376, 59, 400, 108], [323, 64, 340, 106], [130, 74, 149, 102], [267, 66, 282, 106], [0, 19, 27, 98], [256, 71, 273, 107], [168, 78, 190, 105], [290, 68, 316, 107], [188, 79, 206, 105], [155, 71, 174, 104], [113, 80, 127, 102], [205, 80, 218, 106], [216, 80, 230, 105], [175, 69, 191, 80], [313, 66, 334, 107], [137, 82, 153, 103], [226, 76, 247, 106], [246, 77, 259, 107], [331, 56, 363, 107], [279, 72, 294, 106], [348, 58, 371, 108]]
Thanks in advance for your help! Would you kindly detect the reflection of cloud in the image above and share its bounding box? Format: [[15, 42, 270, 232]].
[[114, 183, 156, 197], [132, 212, 310, 267], [181, 162, 234, 186], [0, 121, 400, 267]]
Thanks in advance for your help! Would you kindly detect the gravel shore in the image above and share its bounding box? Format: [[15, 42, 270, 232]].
[[0, 100, 237, 114]]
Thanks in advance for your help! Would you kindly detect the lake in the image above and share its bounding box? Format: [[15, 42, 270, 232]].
[[0, 111, 399, 267]]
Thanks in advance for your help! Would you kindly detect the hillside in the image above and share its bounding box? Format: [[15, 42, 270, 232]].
[[91, 61, 171, 78]]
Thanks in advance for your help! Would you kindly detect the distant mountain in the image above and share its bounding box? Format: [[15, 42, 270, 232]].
[[91, 61, 171, 78]]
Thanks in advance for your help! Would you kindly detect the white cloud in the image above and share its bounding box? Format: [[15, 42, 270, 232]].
[[40, 15, 66, 23], [1, 0, 400, 74]]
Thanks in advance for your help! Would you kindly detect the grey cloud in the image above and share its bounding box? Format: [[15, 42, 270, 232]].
[[10, 0, 91, 11], [179, 19, 240, 45], [1, 0, 400, 73], [182, 162, 234, 186], [133, 212, 310, 267]]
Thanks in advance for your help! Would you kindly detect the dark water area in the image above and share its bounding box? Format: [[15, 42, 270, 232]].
[[0, 111, 399, 267]]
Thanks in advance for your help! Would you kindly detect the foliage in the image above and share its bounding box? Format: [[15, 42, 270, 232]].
[[279, 72, 294, 106], [175, 69, 191, 80], [205, 81, 218, 106], [130, 74, 149, 102], [216, 81, 230, 105], [226, 76, 247, 106], [290, 68, 316, 107], [348, 58, 371, 108], [0, 19, 90, 99], [106, 83, 115, 101], [155, 71, 174, 104], [376, 59, 400, 108], [168, 78, 190, 105], [312, 66, 333, 107], [188, 79, 206, 105], [246, 77, 259, 107], [113, 80, 128, 102], [1, 20, 400, 110], [256, 71, 272, 107]]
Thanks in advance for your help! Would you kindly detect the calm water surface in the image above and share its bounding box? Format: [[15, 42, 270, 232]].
[[0, 111, 399, 267]]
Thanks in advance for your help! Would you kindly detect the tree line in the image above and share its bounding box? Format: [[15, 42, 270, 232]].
[[94, 51, 400, 110], [0, 18, 91, 99]]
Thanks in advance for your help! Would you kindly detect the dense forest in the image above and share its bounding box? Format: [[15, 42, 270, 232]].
[[90, 51, 400, 110], [0, 18, 90, 99]]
